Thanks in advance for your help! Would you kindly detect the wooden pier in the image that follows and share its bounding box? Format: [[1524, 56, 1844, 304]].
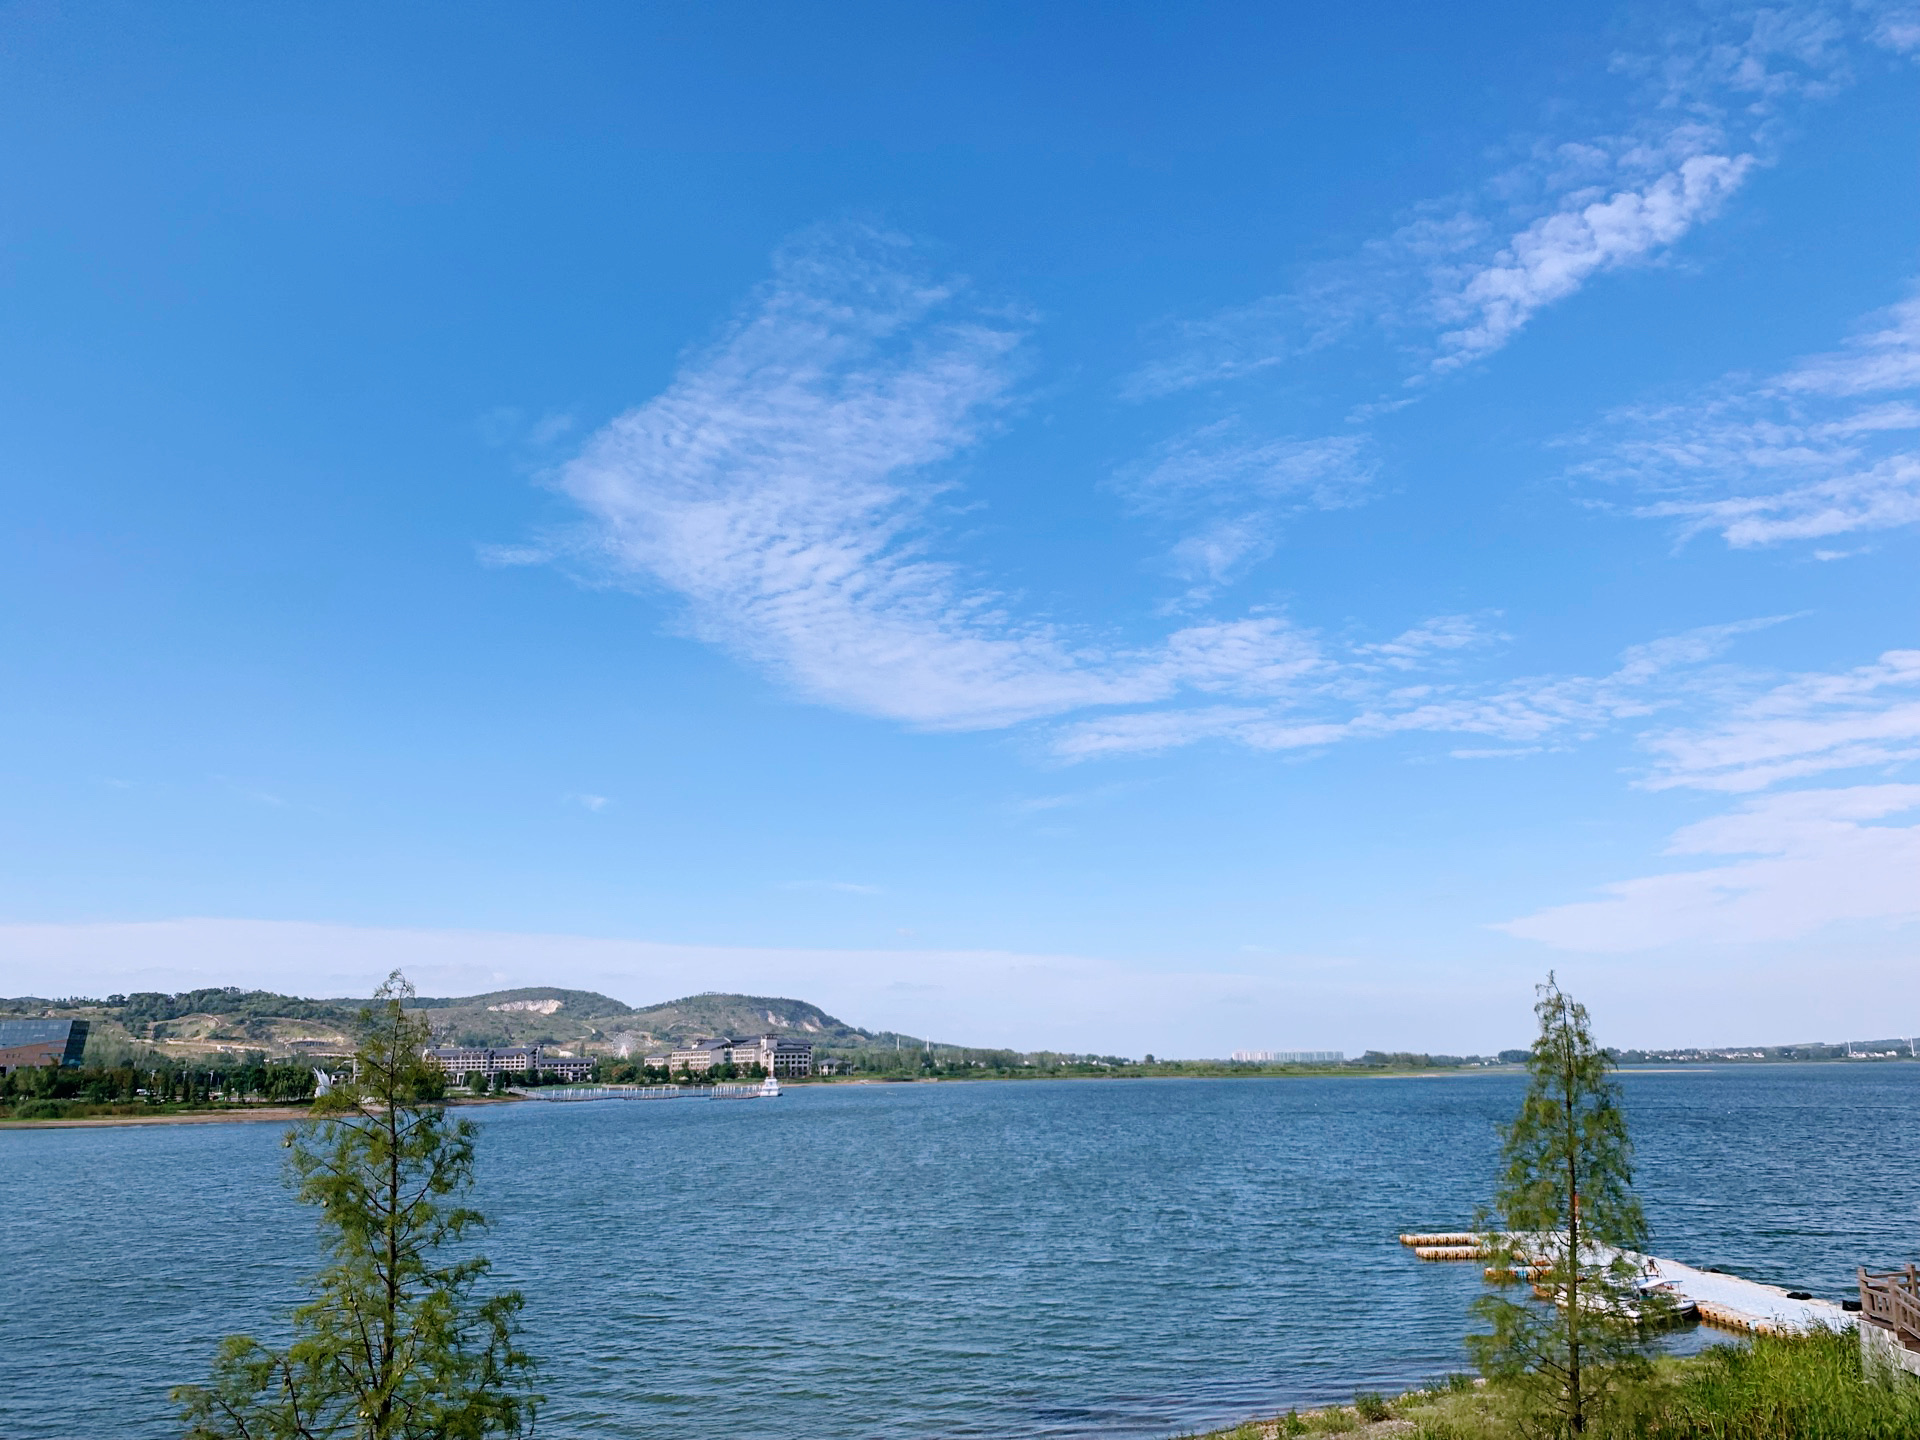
[[1858, 1266, 1920, 1376]]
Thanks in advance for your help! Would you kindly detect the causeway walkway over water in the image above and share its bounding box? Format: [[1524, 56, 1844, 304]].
[[507, 1080, 780, 1101]]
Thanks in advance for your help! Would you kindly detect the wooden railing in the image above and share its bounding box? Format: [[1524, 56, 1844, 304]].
[[1859, 1266, 1920, 1348]]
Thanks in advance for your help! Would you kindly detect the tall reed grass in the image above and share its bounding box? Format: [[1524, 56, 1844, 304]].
[[1633, 1326, 1920, 1440], [1195, 1326, 1920, 1440]]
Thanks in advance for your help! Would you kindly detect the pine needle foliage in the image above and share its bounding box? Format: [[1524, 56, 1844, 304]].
[[174, 973, 539, 1440], [1470, 975, 1668, 1438]]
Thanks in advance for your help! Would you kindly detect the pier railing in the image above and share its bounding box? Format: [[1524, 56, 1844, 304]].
[[504, 1079, 780, 1101], [1858, 1266, 1920, 1348], [508, 1084, 684, 1101]]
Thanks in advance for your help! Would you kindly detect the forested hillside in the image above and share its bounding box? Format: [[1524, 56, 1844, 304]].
[[0, 986, 911, 1063]]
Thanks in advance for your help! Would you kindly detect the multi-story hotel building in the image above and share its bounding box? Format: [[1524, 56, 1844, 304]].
[[662, 1034, 813, 1076], [726, 1033, 815, 1077], [664, 1037, 733, 1073], [423, 1045, 594, 1083]]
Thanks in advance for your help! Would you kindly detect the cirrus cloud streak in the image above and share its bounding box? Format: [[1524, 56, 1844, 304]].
[[1503, 647, 1920, 952], [553, 229, 1500, 738], [1501, 785, 1920, 951], [1581, 290, 1920, 548]]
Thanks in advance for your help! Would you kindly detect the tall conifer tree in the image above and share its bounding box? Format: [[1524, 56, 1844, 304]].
[[1471, 975, 1666, 1437], [175, 973, 538, 1440]]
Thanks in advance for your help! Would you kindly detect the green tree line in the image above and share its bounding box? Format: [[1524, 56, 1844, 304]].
[[1, 1058, 318, 1117]]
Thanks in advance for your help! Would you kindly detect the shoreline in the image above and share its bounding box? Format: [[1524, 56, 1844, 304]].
[[0, 1094, 526, 1131], [0, 1105, 316, 1130], [7, 1058, 1902, 1128]]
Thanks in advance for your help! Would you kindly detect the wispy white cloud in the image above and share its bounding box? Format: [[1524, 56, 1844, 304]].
[[1137, 131, 1758, 394], [1149, 617, 1324, 695], [1428, 152, 1753, 373], [1853, 0, 1920, 57], [1639, 648, 1920, 792], [541, 231, 1873, 791], [557, 227, 1134, 731], [477, 541, 558, 567], [1647, 4, 1854, 105], [1355, 615, 1504, 671], [1580, 289, 1920, 546], [1503, 636, 1920, 951], [1121, 298, 1302, 400], [1501, 784, 1920, 950], [1129, 427, 1372, 509], [1164, 517, 1277, 595], [1049, 619, 1767, 760], [1121, 427, 1375, 602], [552, 228, 1427, 733], [1127, 8, 1876, 396]]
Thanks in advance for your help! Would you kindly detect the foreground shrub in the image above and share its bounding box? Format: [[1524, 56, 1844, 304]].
[[1354, 1391, 1392, 1422], [174, 974, 538, 1440], [1195, 1329, 1919, 1440], [1473, 979, 1669, 1438]]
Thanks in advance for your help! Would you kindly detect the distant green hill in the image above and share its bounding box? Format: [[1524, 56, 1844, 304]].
[[387, 987, 636, 1049], [615, 992, 874, 1050], [0, 986, 908, 1062], [386, 987, 888, 1052]]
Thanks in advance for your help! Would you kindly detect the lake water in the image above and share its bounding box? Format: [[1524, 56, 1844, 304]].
[[6, 1066, 1920, 1439]]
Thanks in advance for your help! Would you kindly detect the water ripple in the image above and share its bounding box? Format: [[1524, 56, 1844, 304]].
[[4, 1068, 1917, 1438]]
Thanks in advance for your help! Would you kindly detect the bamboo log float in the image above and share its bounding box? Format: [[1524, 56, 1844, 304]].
[[1399, 1232, 1482, 1247], [1415, 1244, 1487, 1261], [1696, 1300, 1776, 1335]]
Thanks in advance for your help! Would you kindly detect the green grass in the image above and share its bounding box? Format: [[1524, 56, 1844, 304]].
[[1352, 1392, 1392, 1423], [1184, 1330, 1920, 1440], [1637, 1327, 1920, 1439], [3, 1098, 146, 1120]]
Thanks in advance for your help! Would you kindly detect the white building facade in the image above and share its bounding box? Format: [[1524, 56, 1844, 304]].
[[424, 1045, 594, 1082], [662, 1034, 813, 1076]]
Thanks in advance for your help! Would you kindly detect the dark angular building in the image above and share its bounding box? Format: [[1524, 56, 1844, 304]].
[[0, 1018, 91, 1073]]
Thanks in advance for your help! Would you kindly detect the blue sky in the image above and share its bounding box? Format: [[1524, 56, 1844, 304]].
[[3, 1, 1917, 1055]]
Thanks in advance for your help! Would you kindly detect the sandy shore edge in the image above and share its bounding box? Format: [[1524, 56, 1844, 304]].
[[0, 1106, 315, 1130], [0, 1095, 529, 1130]]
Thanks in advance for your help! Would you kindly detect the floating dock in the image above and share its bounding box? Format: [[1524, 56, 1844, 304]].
[[1397, 1231, 1852, 1335], [1647, 1257, 1851, 1335]]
